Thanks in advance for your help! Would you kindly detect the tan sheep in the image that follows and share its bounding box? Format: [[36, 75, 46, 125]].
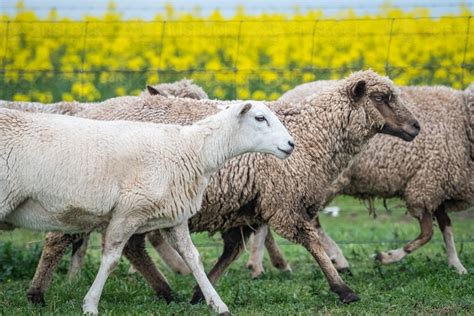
[[0, 78, 207, 115], [249, 82, 473, 277], [142, 78, 209, 99]]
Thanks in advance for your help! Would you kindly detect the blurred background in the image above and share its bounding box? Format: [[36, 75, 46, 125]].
[[0, 0, 472, 102]]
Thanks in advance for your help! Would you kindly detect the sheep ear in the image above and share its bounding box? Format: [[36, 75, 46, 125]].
[[348, 80, 366, 102], [238, 103, 252, 117], [146, 85, 161, 95]]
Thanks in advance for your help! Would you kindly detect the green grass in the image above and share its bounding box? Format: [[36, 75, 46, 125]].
[[0, 196, 473, 315]]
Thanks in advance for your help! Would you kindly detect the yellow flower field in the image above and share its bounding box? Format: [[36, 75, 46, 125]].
[[0, 4, 472, 102]]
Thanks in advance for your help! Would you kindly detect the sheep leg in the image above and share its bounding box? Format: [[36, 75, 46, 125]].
[[434, 206, 467, 274], [376, 211, 433, 264], [262, 218, 351, 274], [270, 217, 359, 303], [147, 230, 191, 275], [264, 226, 292, 272], [27, 232, 80, 306], [245, 224, 268, 278], [246, 224, 292, 278], [191, 225, 254, 304], [82, 217, 142, 315], [313, 217, 351, 274], [67, 233, 90, 280], [122, 233, 174, 302], [162, 222, 230, 315]]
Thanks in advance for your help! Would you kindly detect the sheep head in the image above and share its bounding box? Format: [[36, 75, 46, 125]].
[[227, 101, 295, 160], [144, 79, 209, 100], [346, 70, 420, 142]]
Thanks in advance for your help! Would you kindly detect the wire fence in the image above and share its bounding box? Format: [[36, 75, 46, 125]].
[[0, 14, 473, 102], [0, 12, 473, 252]]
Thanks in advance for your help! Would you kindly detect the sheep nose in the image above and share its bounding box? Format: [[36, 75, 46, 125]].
[[412, 120, 420, 131], [288, 140, 295, 148]]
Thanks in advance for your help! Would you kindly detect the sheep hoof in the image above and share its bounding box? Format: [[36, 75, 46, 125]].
[[158, 293, 173, 304], [337, 267, 353, 276], [164, 294, 182, 304], [27, 291, 46, 306], [455, 266, 468, 275], [250, 264, 265, 279], [339, 291, 360, 304], [374, 249, 406, 264], [374, 251, 385, 262], [219, 312, 232, 316], [190, 288, 204, 305], [251, 270, 264, 279], [279, 264, 292, 273], [155, 288, 173, 304]]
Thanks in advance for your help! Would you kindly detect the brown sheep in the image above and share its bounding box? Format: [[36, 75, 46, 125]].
[[248, 82, 473, 277]]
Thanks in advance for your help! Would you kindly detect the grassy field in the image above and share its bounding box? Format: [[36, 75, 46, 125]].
[[0, 196, 472, 315]]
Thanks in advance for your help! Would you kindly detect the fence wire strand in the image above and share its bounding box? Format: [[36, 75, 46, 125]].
[[0, 16, 474, 101]]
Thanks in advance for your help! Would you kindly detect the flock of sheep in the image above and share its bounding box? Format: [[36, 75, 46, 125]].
[[0, 69, 472, 314]]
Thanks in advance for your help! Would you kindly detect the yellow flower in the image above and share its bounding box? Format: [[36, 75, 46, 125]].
[[252, 90, 266, 100], [1, 6, 471, 102], [62, 92, 75, 101], [71, 82, 101, 101], [115, 87, 127, 96], [13, 93, 30, 101], [32, 91, 53, 103], [213, 87, 226, 99]]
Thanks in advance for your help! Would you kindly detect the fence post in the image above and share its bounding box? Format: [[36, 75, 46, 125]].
[[461, 16, 471, 88], [80, 21, 89, 102], [233, 20, 243, 100], [384, 18, 395, 78], [2, 20, 10, 99]]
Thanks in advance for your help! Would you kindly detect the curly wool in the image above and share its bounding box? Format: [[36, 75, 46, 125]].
[[284, 82, 473, 219], [76, 95, 236, 124], [188, 70, 406, 235], [465, 83, 474, 158], [0, 100, 88, 115]]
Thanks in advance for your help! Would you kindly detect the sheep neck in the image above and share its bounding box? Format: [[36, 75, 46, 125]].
[[284, 96, 372, 175], [182, 111, 236, 177], [269, 96, 375, 209]]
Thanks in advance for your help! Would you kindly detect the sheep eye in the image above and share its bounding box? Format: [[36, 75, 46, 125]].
[[255, 115, 266, 122], [375, 95, 384, 102]]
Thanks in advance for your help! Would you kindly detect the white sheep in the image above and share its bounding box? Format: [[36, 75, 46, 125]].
[[0, 101, 294, 315], [0, 79, 211, 280]]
